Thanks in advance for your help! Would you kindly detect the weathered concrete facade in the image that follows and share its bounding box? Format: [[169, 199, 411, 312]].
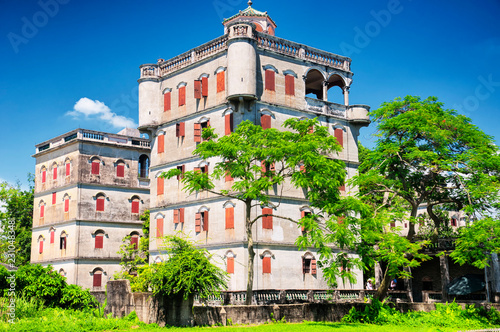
[[32, 128, 150, 290], [139, 4, 369, 291]]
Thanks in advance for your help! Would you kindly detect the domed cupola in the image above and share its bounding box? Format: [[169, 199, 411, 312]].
[[223, 1, 277, 36]]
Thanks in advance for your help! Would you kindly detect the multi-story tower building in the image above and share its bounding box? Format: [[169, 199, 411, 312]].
[[138, 3, 370, 291], [31, 128, 150, 290]]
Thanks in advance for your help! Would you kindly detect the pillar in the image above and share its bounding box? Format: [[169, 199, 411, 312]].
[[343, 86, 350, 106], [322, 81, 328, 102], [440, 255, 450, 301]]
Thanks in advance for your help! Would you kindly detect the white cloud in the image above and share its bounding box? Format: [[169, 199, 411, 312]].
[[66, 98, 137, 129]]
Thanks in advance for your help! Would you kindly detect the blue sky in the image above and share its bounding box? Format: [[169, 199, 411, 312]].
[[1, 0, 499, 188]]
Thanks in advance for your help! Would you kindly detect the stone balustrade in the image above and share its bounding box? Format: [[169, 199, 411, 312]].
[[139, 30, 351, 80], [35, 129, 150, 154], [194, 289, 412, 306]]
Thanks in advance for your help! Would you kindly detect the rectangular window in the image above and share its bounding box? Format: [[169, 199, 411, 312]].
[[42, 170, 46, 183], [301, 210, 311, 232], [64, 199, 69, 212], [164, 92, 171, 111], [93, 273, 102, 287], [334, 128, 344, 148], [117, 164, 125, 177], [194, 123, 202, 142], [156, 219, 164, 237], [178, 86, 186, 106], [157, 177, 164, 196], [158, 134, 165, 153], [202, 76, 208, 97], [265, 70, 275, 91], [131, 200, 140, 214], [303, 258, 311, 274], [263, 256, 271, 273], [176, 122, 185, 137], [91, 161, 100, 175], [96, 197, 105, 212], [50, 231, 54, 244], [261, 114, 271, 130], [65, 163, 70, 177], [40, 205, 45, 218], [227, 257, 234, 274], [95, 235, 103, 249], [451, 218, 457, 227], [176, 165, 185, 180], [225, 207, 234, 229], [285, 75, 295, 96], [262, 208, 273, 229], [194, 80, 202, 99], [225, 113, 233, 136], [52, 192, 56, 205], [53, 167, 57, 180], [217, 71, 225, 93], [60, 237, 66, 250]]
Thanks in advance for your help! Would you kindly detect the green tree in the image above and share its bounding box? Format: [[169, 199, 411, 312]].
[[353, 96, 500, 299], [161, 118, 347, 304], [0, 175, 34, 266]]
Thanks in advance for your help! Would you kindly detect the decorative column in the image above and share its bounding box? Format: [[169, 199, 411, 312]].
[[343, 86, 350, 106], [322, 81, 328, 102], [440, 254, 450, 301]]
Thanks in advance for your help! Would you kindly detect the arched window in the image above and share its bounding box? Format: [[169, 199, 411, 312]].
[[116, 160, 125, 178], [49, 227, 55, 244], [260, 250, 274, 274], [302, 252, 317, 275], [95, 193, 105, 212], [194, 117, 210, 143], [138, 155, 149, 178], [304, 68, 326, 100], [41, 166, 47, 184], [283, 70, 297, 96], [63, 194, 70, 213], [38, 235, 44, 254], [59, 269, 66, 277], [91, 157, 101, 175], [94, 230, 105, 249], [39, 200, 46, 219], [215, 67, 226, 93], [65, 158, 71, 177], [163, 88, 172, 112], [60, 231, 67, 250], [52, 162, 58, 180], [131, 196, 140, 214], [92, 268, 103, 288], [130, 232, 140, 250], [225, 251, 236, 274], [195, 207, 209, 233]]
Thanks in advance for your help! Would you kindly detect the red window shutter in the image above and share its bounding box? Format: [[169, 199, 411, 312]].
[[202, 76, 208, 97], [53, 167, 57, 180], [311, 259, 317, 274], [265, 70, 275, 91], [203, 211, 209, 231], [263, 256, 271, 273], [225, 207, 234, 229], [52, 192, 56, 205], [42, 170, 46, 183], [262, 208, 273, 229], [301, 210, 306, 232], [173, 209, 179, 224], [132, 200, 139, 214], [285, 75, 295, 96], [339, 184, 346, 192], [195, 213, 201, 233], [164, 92, 171, 111], [225, 113, 233, 135], [194, 80, 202, 99], [92, 161, 100, 175], [261, 160, 266, 174], [66, 163, 70, 176], [158, 134, 164, 153], [261, 114, 271, 129], [194, 123, 202, 143], [96, 197, 105, 212], [203, 165, 209, 174], [338, 216, 345, 224], [194, 167, 201, 173], [217, 71, 225, 93], [179, 208, 185, 223], [157, 177, 164, 196], [131, 236, 139, 250], [179, 86, 186, 106], [39, 240, 43, 254], [156, 219, 164, 237], [390, 221, 396, 228], [50, 231, 54, 244], [334, 128, 344, 148], [64, 199, 69, 212], [117, 164, 125, 177], [225, 171, 233, 183], [227, 257, 234, 274], [300, 165, 305, 173], [176, 122, 185, 137], [40, 205, 44, 218], [93, 273, 102, 287], [95, 235, 103, 249]]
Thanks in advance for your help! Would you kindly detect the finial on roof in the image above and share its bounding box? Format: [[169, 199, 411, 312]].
[[248, 1, 252, 7]]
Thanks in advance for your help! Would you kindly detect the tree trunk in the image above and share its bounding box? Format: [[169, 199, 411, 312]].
[[245, 200, 255, 305], [373, 266, 392, 301], [406, 203, 418, 241]]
